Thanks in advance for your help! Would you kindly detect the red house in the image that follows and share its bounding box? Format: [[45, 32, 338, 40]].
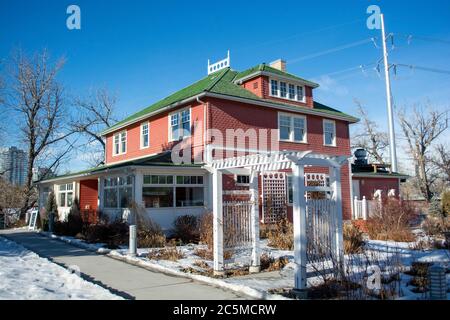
[[38, 58, 360, 229]]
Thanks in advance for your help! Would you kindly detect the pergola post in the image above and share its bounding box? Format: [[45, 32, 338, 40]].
[[292, 163, 307, 294], [249, 170, 260, 273], [331, 166, 344, 265], [212, 169, 224, 276]]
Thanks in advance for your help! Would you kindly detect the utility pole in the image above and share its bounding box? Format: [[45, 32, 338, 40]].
[[380, 13, 398, 173]]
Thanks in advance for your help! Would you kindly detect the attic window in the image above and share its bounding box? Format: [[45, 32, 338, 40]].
[[253, 82, 258, 89]]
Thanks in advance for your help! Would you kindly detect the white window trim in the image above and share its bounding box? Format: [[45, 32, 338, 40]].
[[269, 78, 306, 103], [140, 121, 150, 149], [58, 182, 74, 208], [142, 174, 205, 208], [113, 130, 127, 156], [103, 175, 133, 209], [323, 119, 337, 147], [168, 107, 191, 142], [234, 174, 250, 186], [278, 112, 308, 144]]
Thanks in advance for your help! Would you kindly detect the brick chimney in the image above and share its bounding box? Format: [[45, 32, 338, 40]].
[[269, 59, 286, 72]]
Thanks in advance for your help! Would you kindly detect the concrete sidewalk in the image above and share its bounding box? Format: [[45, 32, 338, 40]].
[[0, 229, 246, 300]]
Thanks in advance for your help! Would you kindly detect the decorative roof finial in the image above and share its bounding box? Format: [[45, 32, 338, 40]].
[[207, 50, 230, 75]]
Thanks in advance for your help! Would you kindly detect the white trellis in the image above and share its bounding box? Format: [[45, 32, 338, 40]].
[[205, 149, 348, 293]]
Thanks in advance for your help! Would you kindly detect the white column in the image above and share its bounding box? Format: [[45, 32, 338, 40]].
[[98, 177, 104, 211], [292, 163, 307, 292], [134, 171, 143, 206], [249, 170, 260, 273], [362, 196, 368, 220], [331, 166, 344, 265], [212, 169, 224, 275]]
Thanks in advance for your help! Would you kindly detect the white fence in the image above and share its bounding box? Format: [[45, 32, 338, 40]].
[[223, 201, 253, 249], [353, 197, 381, 220], [306, 199, 338, 264]]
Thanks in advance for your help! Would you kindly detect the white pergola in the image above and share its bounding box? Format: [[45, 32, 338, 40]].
[[205, 149, 349, 292]]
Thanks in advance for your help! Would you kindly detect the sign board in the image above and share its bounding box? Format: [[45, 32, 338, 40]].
[[28, 210, 39, 230]]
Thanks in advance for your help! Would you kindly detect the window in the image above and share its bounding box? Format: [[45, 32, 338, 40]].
[[103, 176, 133, 208], [141, 122, 149, 148], [170, 109, 191, 141], [280, 82, 287, 98], [296, 86, 304, 102], [58, 183, 73, 207], [278, 113, 307, 143], [289, 84, 295, 100], [235, 175, 250, 186], [113, 131, 127, 156], [323, 120, 336, 146], [270, 80, 278, 96], [142, 174, 204, 208], [286, 176, 293, 204], [269, 78, 306, 103]]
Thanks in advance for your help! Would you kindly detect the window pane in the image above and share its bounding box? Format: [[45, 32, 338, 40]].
[[325, 132, 334, 145], [280, 82, 287, 97], [172, 123, 179, 140], [104, 188, 118, 208], [143, 175, 151, 184], [296, 86, 304, 101], [289, 84, 295, 99], [59, 193, 66, 207], [167, 175, 174, 184], [182, 121, 190, 136], [287, 176, 293, 204], [67, 192, 73, 207], [271, 80, 278, 95], [143, 187, 173, 208], [197, 176, 203, 185], [158, 175, 167, 184], [151, 175, 158, 184], [294, 127, 304, 142], [280, 126, 290, 140], [280, 115, 291, 126], [59, 184, 66, 191], [176, 176, 184, 184], [176, 187, 204, 207], [119, 187, 132, 208]]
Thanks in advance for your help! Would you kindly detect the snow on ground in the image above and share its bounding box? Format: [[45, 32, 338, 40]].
[[45, 231, 450, 300], [0, 236, 122, 300]]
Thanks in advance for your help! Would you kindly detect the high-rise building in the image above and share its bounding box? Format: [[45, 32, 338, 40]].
[[0, 146, 28, 186]]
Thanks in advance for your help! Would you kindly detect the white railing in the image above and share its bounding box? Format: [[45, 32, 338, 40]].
[[223, 201, 252, 249], [353, 196, 368, 220]]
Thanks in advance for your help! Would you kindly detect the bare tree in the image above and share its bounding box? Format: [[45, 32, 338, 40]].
[[351, 100, 389, 164], [398, 104, 449, 201], [4, 50, 75, 213], [71, 88, 117, 166], [431, 144, 450, 182]]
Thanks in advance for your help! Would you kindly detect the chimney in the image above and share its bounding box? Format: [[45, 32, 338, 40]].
[[269, 59, 286, 72]]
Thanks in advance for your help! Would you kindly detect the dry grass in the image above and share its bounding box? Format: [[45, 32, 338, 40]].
[[260, 253, 289, 272], [366, 199, 417, 242], [131, 202, 166, 248], [198, 213, 213, 249], [193, 247, 233, 260], [147, 242, 185, 261], [343, 223, 365, 254], [193, 260, 210, 269], [267, 218, 293, 250]]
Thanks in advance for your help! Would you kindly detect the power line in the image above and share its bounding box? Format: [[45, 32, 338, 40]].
[[394, 33, 450, 45], [393, 63, 450, 76], [288, 38, 376, 64]]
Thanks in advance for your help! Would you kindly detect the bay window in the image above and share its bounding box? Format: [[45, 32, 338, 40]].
[[103, 176, 133, 209], [278, 113, 307, 143], [142, 174, 204, 208]]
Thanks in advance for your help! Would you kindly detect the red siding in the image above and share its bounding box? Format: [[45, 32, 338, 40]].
[[354, 177, 400, 200], [79, 179, 98, 210]]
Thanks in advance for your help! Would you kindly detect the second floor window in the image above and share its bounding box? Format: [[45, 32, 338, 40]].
[[280, 82, 287, 98], [141, 122, 149, 148], [289, 84, 295, 100], [113, 131, 127, 156], [279, 113, 307, 143], [170, 109, 191, 141], [270, 80, 278, 96], [323, 120, 336, 146]]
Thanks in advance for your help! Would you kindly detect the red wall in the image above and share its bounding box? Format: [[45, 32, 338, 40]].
[[105, 101, 205, 164], [354, 177, 400, 200], [79, 179, 98, 210]]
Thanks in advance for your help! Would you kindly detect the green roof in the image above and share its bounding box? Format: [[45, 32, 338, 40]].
[[102, 66, 357, 135]]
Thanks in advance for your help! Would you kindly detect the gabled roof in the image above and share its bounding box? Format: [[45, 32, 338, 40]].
[[101, 67, 357, 135], [234, 64, 320, 88]]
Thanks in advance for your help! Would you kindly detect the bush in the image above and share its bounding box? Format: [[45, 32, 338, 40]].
[[199, 213, 214, 249], [343, 223, 364, 254], [366, 198, 417, 242], [421, 216, 450, 236], [428, 197, 443, 218], [172, 215, 199, 244], [82, 220, 129, 248], [147, 240, 185, 261], [442, 191, 450, 217], [267, 218, 293, 250]]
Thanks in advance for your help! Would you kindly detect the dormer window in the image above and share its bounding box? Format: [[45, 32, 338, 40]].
[[269, 78, 306, 103]]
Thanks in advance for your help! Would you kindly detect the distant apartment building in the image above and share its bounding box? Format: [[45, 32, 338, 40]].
[[33, 167, 55, 182], [0, 146, 28, 186]]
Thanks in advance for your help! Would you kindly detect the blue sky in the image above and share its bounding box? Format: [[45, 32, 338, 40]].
[[1, 0, 449, 173]]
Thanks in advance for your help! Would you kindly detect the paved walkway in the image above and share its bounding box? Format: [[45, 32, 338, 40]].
[[0, 229, 246, 300]]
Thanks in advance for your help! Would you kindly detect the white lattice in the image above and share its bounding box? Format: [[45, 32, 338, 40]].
[[262, 172, 287, 224]]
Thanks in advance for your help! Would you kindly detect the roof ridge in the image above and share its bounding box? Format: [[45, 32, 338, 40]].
[[204, 67, 230, 92]]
